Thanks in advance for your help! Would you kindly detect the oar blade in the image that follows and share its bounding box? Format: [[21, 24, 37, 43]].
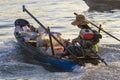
[[23, 5, 26, 12]]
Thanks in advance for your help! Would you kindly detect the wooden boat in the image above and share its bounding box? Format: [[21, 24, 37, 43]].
[[14, 5, 111, 71], [14, 18, 105, 72]]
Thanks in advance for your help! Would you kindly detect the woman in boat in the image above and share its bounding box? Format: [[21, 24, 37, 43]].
[[71, 13, 102, 50], [71, 13, 91, 44], [59, 13, 102, 58]]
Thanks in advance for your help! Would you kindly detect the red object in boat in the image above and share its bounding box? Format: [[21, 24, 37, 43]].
[[80, 29, 94, 40], [56, 47, 64, 52]]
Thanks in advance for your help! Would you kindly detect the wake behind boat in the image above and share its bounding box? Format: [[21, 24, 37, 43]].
[[14, 5, 110, 72]]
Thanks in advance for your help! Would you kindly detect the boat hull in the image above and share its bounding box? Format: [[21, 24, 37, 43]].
[[15, 33, 81, 72]]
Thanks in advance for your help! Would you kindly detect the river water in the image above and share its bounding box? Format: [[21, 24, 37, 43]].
[[0, 0, 120, 80]]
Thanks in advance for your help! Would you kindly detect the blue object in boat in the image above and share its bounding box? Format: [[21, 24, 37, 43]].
[[44, 32, 61, 35]]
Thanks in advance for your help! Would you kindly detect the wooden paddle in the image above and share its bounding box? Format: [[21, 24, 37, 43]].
[[22, 5, 78, 59], [47, 27, 55, 55], [74, 12, 120, 42], [90, 48, 108, 66]]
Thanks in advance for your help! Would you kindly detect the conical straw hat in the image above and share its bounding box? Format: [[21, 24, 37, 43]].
[[71, 14, 89, 25]]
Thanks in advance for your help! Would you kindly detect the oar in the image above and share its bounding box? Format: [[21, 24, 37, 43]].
[[74, 12, 120, 42], [48, 27, 55, 55], [90, 48, 108, 66], [89, 22, 120, 42], [22, 5, 77, 59]]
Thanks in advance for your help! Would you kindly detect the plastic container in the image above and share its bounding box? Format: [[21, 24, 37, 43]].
[[80, 29, 94, 40]]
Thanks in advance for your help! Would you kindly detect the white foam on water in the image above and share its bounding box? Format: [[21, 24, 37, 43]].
[[81, 61, 120, 80], [72, 65, 86, 73]]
